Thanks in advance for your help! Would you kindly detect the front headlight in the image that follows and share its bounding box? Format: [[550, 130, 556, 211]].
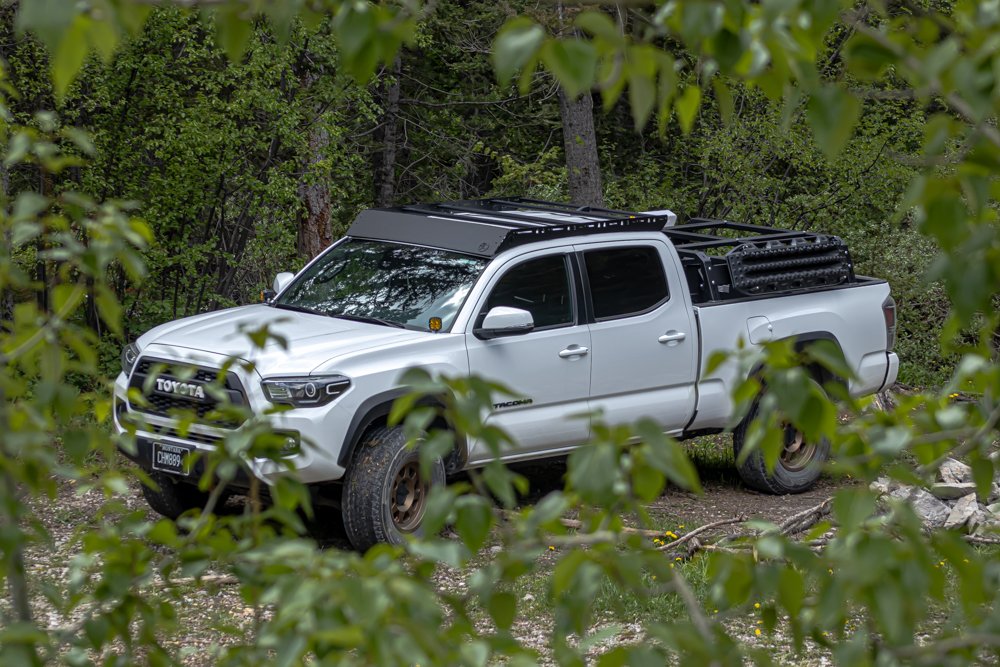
[[262, 375, 351, 407], [121, 343, 140, 377]]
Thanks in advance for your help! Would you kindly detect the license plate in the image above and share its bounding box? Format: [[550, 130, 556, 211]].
[[151, 441, 193, 476]]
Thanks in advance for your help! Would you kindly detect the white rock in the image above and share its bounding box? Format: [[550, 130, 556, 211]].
[[939, 458, 973, 485], [870, 477, 892, 496], [891, 486, 950, 528], [489, 545, 502, 555], [523, 593, 534, 602], [986, 502, 1000, 516], [944, 494, 978, 531], [931, 482, 977, 500]]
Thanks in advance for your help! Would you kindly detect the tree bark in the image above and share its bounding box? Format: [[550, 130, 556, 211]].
[[297, 73, 333, 259], [559, 89, 604, 207], [375, 55, 402, 208]]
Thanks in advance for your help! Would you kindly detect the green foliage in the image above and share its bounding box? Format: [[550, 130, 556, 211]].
[[4, 0, 1000, 665]]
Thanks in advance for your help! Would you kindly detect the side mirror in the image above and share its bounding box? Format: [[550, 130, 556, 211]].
[[273, 272, 295, 294], [474, 306, 534, 340]]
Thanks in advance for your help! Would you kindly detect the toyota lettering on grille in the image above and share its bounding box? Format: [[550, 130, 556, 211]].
[[155, 378, 206, 400]]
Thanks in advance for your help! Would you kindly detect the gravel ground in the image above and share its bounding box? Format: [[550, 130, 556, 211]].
[[11, 450, 852, 665]]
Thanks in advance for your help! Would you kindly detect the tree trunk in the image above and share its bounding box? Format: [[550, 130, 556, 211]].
[[375, 55, 402, 208], [559, 88, 604, 208], [297, 73, 333, 259]]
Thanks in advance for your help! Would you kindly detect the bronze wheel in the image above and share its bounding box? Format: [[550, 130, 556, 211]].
[[780, 425, 818, 472], [734, 395, 830, 495], [390, 460, 427, 532], [342, 425, 446, 550]]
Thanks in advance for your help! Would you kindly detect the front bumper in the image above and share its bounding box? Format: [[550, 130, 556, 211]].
[[113, 353, 351, 485]]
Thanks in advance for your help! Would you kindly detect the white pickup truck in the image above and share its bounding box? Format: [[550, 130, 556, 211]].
[[114, 198, 898, 550]]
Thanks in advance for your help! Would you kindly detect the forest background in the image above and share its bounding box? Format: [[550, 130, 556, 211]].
[[8, 0, 1000, 664], [0, 1, 947, 387]]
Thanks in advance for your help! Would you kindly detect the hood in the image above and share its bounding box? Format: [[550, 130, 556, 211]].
[[137, 304, 423, 376]]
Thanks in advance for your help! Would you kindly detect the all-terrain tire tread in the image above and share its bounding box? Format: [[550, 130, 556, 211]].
[[141, 472, 211, 519], [342, 424, 446, 552], [732, 400, 830, 495], [342, 425, 400, 550]]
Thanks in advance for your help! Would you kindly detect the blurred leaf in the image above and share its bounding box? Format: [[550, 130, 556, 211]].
[[52, 15, 89, 99], [675, 85, 702, 133], [541, 39, 597, 99], [575, 11, 624, 46], [805, 86, 861, 159], [493, 19, 544, 89]]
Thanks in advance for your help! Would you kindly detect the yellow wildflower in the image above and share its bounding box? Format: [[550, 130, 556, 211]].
[[755, 629, 761, 637]]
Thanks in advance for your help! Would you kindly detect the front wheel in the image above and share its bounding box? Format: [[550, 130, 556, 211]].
[[342, 425, 446, 551], [733, 400, 830, 494], [141, 471, 214, 519]]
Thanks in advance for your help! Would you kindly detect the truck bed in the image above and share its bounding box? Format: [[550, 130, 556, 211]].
[[664, 219, 862, 305]]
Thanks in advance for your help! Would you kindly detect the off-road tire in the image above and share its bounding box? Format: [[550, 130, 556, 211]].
[[141, 471, 214, 519], [733, 399, 830, 494], [342, 425, 445, 551]]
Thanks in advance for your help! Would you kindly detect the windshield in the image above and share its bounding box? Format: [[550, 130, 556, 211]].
[[275, 239, 487, 332]]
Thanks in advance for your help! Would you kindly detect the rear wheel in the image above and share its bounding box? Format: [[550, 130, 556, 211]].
[[141, 471, 214, 519], [342, 425, 445, 551], [733, 399, 830, 494]]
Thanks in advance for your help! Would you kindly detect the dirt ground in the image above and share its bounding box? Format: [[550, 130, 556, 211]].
[[19, 440, 852, 664]]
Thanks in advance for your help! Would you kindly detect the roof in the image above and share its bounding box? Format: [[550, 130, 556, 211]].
[[346, 198, 675, 257]]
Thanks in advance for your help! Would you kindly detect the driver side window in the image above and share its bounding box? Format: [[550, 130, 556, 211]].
[[485, 255, 574, 329]]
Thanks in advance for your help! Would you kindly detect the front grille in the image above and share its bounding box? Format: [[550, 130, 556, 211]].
[[141, 423, 223, 446], [127, 357, 248, 427]]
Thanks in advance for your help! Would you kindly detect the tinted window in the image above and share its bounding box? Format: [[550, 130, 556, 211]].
[[584, 247, 669, 320], [277, 240, 486, 331], [486, 255, 573, 329]]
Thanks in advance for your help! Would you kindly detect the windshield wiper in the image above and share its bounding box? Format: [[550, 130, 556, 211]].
[[331, 313, 405, 329], [271, 303, 322, 316]]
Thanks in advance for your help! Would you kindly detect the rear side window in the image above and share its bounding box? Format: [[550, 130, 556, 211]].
[[584, 246, 669, 320], [486, 255, 574, 329]]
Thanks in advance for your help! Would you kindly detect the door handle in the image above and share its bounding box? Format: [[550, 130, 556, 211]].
[[558, 346, 589, 359], [658, 331, 686, 345]]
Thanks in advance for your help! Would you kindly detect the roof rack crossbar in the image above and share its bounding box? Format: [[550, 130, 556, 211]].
[[411, 202, 553, 228], [683, 218, 791, 234], [669, 231, 818, 251], [397, 204, 548, 229], [489, 197, 634, 219]]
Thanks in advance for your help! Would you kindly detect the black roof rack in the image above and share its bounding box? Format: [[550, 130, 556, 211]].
[[347, 198, 667, 257], [662, 218, 815, 250]]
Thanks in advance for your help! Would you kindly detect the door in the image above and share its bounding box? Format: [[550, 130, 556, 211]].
[[577, 241, 698, 432], [465, 250, 592, 463]]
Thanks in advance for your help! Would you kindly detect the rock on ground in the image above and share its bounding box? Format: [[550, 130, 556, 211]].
[[931, 482, 977, 500], [890, 486, 950, 529], [943, 493, 978, 531], [938, 458, 973, 485]]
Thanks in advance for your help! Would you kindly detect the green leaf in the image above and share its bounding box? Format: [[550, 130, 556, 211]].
[[14, 0, 76, 52], [407, 538, 466, 567], [52, 15, 89, 99], [675, 85, 702, 134], [833, 489, 876, 532], [971, 457, 993, 500], [805, 86, 861, 159], [213, 7, 253, 62], [845, 34, 898, 81], [712, 78, 735, 127], [627, 44, 658, 128], [454, 495, 494, 552], [94, 284, 123, 336], [493, 18, 545, 89], [541, 39, 597, 99], [575, 11, 624, 47], [487, 591, 517, 630]]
